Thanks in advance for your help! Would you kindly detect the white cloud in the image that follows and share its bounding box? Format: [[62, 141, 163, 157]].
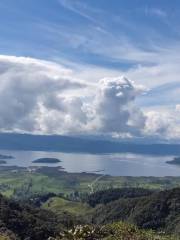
[[0, 56, 146, 137], [145, 7, 167, 18], [0, 55, 180, 141], [58, 0, 97, 24], [0, 55, 87, 133], [144, 107, 180, 140], [176, 104, 180, 112], [86, 76, 146, 136]]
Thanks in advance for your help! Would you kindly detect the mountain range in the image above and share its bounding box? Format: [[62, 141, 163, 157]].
[[0, 133, 180, 155]]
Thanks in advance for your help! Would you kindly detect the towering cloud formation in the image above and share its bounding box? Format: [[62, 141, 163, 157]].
[[0, 56, 145, 136], [87, 76, 146, 136], [0, 55, 179, 140]]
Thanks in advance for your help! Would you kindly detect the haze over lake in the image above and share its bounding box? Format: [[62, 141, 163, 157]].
[[0, 150, 179, 177]]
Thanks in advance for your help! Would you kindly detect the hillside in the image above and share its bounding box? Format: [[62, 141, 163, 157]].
[[0, 188, 180, 239], [87, 188, 154, 207], [40, 187, 180, 235], [91, 188, 180, 235], [0, 194, 76, 240]]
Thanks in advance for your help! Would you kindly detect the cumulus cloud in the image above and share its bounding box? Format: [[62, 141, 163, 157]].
[[0, 55, 87, 133], [0, 56, 146, 136], [0, 55, 179, 141], [86, 76, 146, 136], [144, 107, 180, 140], [176, 104, 180, 112]]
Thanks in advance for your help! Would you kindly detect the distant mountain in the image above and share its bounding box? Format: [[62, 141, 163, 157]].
[[0, 133, 180, 155]]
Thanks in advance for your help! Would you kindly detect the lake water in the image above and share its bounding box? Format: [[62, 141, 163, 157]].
[[0, 150, 180, 177]]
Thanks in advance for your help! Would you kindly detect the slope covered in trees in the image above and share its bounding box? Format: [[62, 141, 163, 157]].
[[0, 194, 78, 240], [0, 188, 180, 239], [87, 188, 154, 207], [91, 188, 180, 235]]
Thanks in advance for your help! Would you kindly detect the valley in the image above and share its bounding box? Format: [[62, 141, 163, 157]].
[[1, 166, 180, 198]]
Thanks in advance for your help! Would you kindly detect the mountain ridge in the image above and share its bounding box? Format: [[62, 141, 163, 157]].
[[0, 133, 180, 155]]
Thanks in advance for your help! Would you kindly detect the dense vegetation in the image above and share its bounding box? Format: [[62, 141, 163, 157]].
[[0, 161, 6, 164], [1, 186, 180, 239], [44, 188, 180, 235], [0, 194, 78, 240], [0, 167, 180, 239], [91, 188, 180, 235], [167, 157, 180, 165], [33, 158, 61, 163], [0, 155, 13, 160], [54, 222, 178, 240], [87, 188, 154, 207]]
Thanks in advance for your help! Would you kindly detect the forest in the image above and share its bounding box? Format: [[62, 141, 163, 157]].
[[0, 185, 180, 239]]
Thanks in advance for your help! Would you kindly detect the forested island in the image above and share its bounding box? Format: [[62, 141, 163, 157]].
[[0, 154, 14, 159], [32, 158, 61, 163], [166, 157, 180, 165], [0, 160, 6, 164]]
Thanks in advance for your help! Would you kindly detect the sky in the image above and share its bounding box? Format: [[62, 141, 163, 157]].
[[0, 0, 180, 141]]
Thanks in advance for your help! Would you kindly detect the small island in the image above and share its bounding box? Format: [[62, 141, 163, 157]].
[[0, 160, 7, 164], [0, 154, 14, 159], [166, 157, 180, 165], [32, 158, 61, 164]]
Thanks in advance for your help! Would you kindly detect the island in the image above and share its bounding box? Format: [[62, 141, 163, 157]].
[[32, 158, 61, 164], [0, 160, 7, 164], [166, 157, 180, 165], [0, 154, 14, 159]]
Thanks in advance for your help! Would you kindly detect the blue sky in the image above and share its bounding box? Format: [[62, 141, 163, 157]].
[[0, 0, 180, 140], [0, 0, 180, 66]]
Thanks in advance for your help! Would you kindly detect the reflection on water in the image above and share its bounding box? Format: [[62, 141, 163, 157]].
[[0, 150, 179, 177]]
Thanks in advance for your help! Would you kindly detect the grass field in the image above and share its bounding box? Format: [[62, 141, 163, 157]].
[[43, 196, 93, 216], [1, 166, 180, 198]]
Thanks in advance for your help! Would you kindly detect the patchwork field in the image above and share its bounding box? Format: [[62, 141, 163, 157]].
[[1, 166, 180, 199]]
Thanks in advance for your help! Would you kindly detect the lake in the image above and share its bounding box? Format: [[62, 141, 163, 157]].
[[0, 150, 179, 177]]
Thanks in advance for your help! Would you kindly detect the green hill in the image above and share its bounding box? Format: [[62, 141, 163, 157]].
[[1, 187, 180, 239], [91, 188, 180, 235], [43, 196, 93, 216], [0, 194, 71, 240]]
